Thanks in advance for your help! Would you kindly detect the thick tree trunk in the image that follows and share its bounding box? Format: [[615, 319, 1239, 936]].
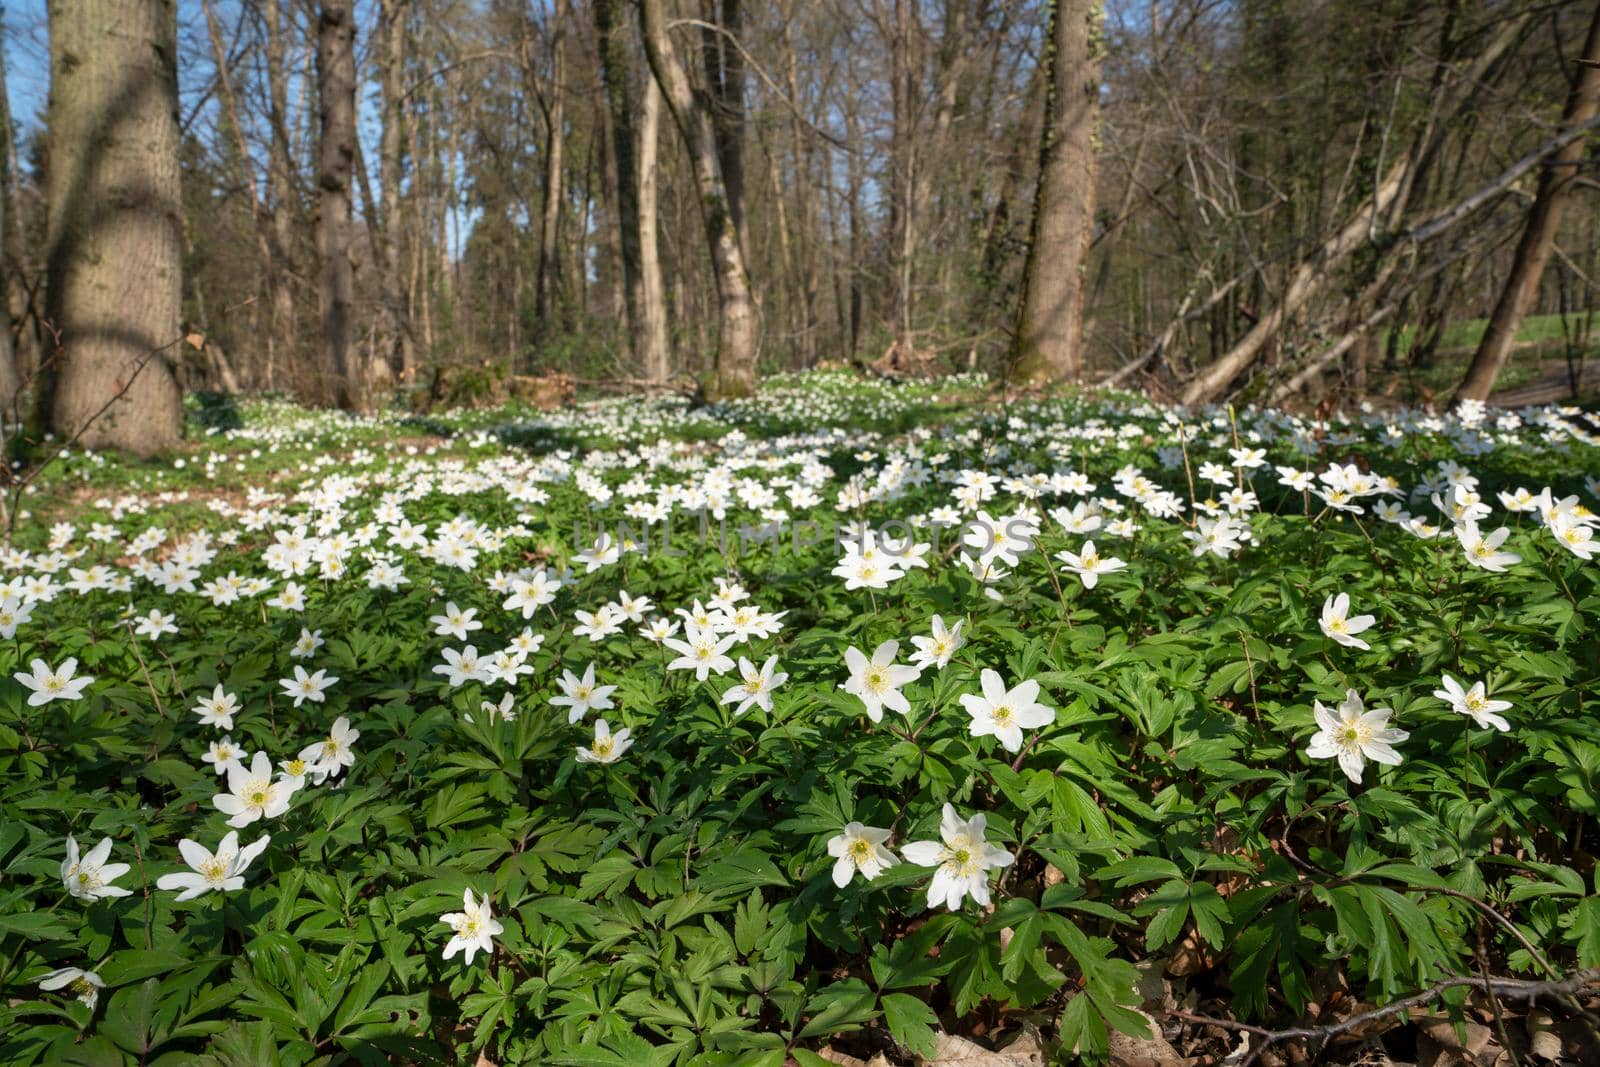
[[1454, 5, 1600, 405], [316, 0, 362, 410], [639, 0, 758, 398], [1010, 0, 1102, 386], [43, 0, 184, 454]]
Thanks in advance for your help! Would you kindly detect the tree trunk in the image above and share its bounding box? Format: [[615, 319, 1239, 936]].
[[639, 0, 758, 398], [595, 0, 643, 358], [42, 0, 184, 454], [701, 0, 748, 258], [781, 0, 819, 367], [263, 0, 297, 394], [316, 0, 362, 410], [378, 0, 416, 384], [638, 75, 671, 384], [0, 37, 19, 421], [0, 39, 34, 393], [590, 23, 626, 326], [1454, 5, 1600, 405], [886, 0, 916, 350], [1010, 0, 1102, 385], [536, 1, 568, 334]]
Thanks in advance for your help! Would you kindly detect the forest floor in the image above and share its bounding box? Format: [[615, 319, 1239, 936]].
[[3, 373, 1598, 1067]]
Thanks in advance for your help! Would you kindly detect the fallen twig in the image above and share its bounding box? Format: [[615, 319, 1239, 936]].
[[1169, 969, 1600, 1066]]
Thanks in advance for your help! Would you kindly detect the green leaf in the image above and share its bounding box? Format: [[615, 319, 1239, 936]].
[[880, 993, 939, 1059]]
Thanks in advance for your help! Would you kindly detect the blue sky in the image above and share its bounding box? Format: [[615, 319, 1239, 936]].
[[3, 0, 48, 133]]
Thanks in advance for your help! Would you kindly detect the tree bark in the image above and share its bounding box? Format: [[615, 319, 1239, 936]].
[[1010, 0, 1103, 385], [0, 25, 32, 402], [638, 74, 671, 383], [0, 37, 18, 421], [1454, 4, 1600, 405], [261, 0, 298, 394], [535, 1, 568, 333], [598, 0, 672, 381], [378, 0, 416, 384], [885, 0, 917, 350], [639, 0, 758, 398], [701, 0, 748, 258], [43, 0, 184, 454], [316, 0, 362, 410]]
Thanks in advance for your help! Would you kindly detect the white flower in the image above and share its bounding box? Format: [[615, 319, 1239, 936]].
[[440, 889, 503, 964], [840, 640, 921, 723], [959, 669, 1054, 753], [299, 716, 361, 780], [662, 623, 738, 680], [573, 605, 625, 642], [156, 831, 270, 900], [1456, 521, 1520, 572], [1305, 689, 1408, 784], [266, 581, 307, 612], [549, 663, 617, 724], [201, 736, 243, 775], [573, 533, 620, 572], [576, 718, 633, 764], [503, 570, 560, 617], [1549, 513, 1597, 560], [900, 804, 1014, 910], [0, 593, 34, 638], [720, 656, 788, 716], [279, 666, 337, 707], [1318, 593, 1375, 651], [429, 601, 482, 640], [432, 646, 489, 688], [133, 608, 177, 640], [908, 615, 965, 671], [213, 752, 301, 827], [613, 590, 654, 622], [468, 692, 517, 725], [61, 836, 132, 901], [37, 966, 105, 1010], [290, 628, 325, 659], [641, 616, 679, 643], [963, 510, 1037, 568], [1434, 674, 1511, 732], [832, 547, 904, 590], [14, 658, 93, 706], [826, 822, 898, 887], [1184, 515, 1243, 559], [1055, 540, 1127, 589], [191, 684, 240, 731]]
